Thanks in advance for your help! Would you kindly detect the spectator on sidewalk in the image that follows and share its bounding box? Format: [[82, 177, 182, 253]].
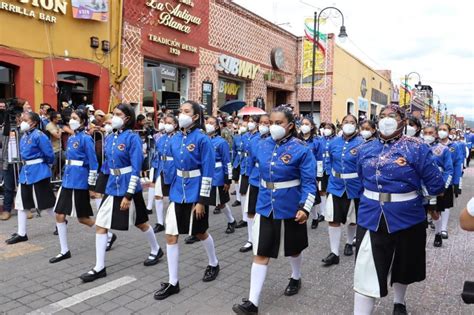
[[46, 111, 63, 180]]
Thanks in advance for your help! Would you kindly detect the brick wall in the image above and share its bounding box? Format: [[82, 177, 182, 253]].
[[121, 21, 143, 107]]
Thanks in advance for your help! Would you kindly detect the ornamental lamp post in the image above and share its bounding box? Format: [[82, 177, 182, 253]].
[[403, 72, 422, 111]]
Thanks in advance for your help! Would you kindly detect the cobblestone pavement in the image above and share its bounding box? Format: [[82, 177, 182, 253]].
[[1, 167, 474, 315]]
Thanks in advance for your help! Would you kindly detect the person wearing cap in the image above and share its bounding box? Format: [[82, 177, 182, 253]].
[[353, 105, 444, 315], [93, 110, 106, 126]]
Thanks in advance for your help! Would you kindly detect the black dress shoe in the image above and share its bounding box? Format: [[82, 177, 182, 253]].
[[343, 243, 353, 256], [434, 233, 442, 247], [146, 208, 153, 215], [153, 223, 165, 233], [232, 201, 241, 207], [284, 278, 301, 296], [203, 264, 220, 282], [232, 299, 258, 315], [144, 248, 164, 266], [231, 191, 236, 195], [311, 219, 319, 229], [226, 221, 236, 234], [322, 252, 339, 266], [235, 220, 247, 228], [106, 233, 117, 252], [80, 268, 107, 283], [213, 208, 222, 214], [317, 215, 325, 222], [393, 303, 408, 315], [441, 231, 448, 239], [49, 251, 72, 264], [5, 233, 28, 245], [153, 282, 180, 300], [53, 219, 68, 235], [185, 235, 200, 244], [239, 242, 253, 253]]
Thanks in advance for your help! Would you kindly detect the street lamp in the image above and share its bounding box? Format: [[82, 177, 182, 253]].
[[310, 7, 347, 119], [403, 71, 421, 112]]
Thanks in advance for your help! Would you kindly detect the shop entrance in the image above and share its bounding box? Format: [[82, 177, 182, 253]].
[[266, 88, 289, 109], [0, 64, 15, 100], [57, 73, 95, 109]]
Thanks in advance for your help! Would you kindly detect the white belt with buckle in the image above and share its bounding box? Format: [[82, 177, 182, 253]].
[[261, 179, 300, 190], [332, 169, 358, 179], [23, 158, 44, 166], [215, 162, 223, 168], [65, 159, 84, 166], [363, 189, 418, 202], [237, 152, 242, 155], [255, 162, 259, 168], [177, 169, 201, 178], [438, 166, 444, 172], [161, 156, 174, 161], [110, 166, 132, 176]]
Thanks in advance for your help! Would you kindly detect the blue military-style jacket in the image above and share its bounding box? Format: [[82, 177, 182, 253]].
[[232, 134, 244, 169], [210, 135, 232, 187], [19, 128, 54, 185], [446, 141, 463, 187], [154, 133, 176, 185], [428, 142, 453, 189], [241, 131, 259, 176], [249, 133, 270, 187], [317, 135, 336, 176]]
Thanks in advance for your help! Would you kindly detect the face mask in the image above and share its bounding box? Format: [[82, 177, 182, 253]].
[[104, 124, 113, 134], [448, 134, 455, 140], [164, 123, 175, 133], [423, 135, 435, 144], [342, 123, 356, 135], [178, 114, 193, 129], [239, 126, 247, 134], [323, 128, 333, 136], [158, 123, 165, 131], [20, 121, 31, 132], [378, 117, 398, 137], [259, 125, 269, 135], [248, 122, 256, 131], [300, 125, 311, 135], [111, 115, 124, 130], [360, 130, 373, 140], [438, 130, 448, 139], [69, 119, 80, 131], [270, 124, 286, 141], [466, 130, 471, 134], [205, 124, 215, 134], [337, 130, 343, 137], [319, 128, 324, 135], [406, 125, 417, 137]]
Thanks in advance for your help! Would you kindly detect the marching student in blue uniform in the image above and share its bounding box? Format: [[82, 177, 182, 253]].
[[231, 121, 247, 208], [316, 122, 336, 224], [405, 116, 422, 138], [239, 114, 271, 253], [205, 116, 236, 234], [464, 128, 473, 166], [152, 114, 178, 233], [144, 119, 164, 215], [422, 125, 453, 247], [232, 106, 317, 315], [353, 105, 444, 315], [5, 112, 56, 245], [79, 104, 162, 283], [298, 117, 321, 229], [359, 120, 377, 142], [322, 114, 363, 266], [437, 123, 464, 240], [153, 101, 219, 301]]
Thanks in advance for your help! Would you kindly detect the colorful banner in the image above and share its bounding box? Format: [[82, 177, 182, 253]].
[[301, 18, 328, 87], [398, 82, 412, 107], [72, 0, 108, 22]]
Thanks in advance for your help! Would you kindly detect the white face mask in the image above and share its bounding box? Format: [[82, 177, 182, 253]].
[[248, 122, 256, 131], [406, 125, 417, 137], [323, 128, 333, 136], [69, 119, 81, 131], [20, 121, 31, 132], [158, 123, 165, 131], [319, 128, 324, 136], [423, 135, 436, 144], [300, 125, 311, 135], [342, 123, 356, 135], [378, 117, 398, 137], [360, 130, 373, 140], [111, 115, 124, 130], [164, 123, 175, 133], [438, 130, 448, 139], [205, 124, 215, 134], [259, 125, 269, 135], [178, 114, 193, 129], [239, 126, 247, 134], [270, 124, 286, 141], [104, 124, 113, 134], [448, 134, 455, 140]]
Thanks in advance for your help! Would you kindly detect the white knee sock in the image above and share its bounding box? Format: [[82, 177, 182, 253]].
[[249, 263, 268, 307], [144, 226, 160, 256], [95, 198, 102, 210], [107, 231, 113, 241], [155, 199, 164, 225], [223, 204, 235, 223], [328, 226, 342, 256], [46, 208, 55, 217], [57, 222, 69, 254], [311, 205, 318, 219], [201, 234, 218, 267], [147, 188, 155, 210], [289, 254, 302, 280], [433, 218, 442, 234], [393, 282, 407, 305], [441, 209, 450, 231], [17, 210, 27, 236], [346, 224, 356, 244], [247, 217, 254, 243], [354, 292, 375, 315], [241, 195, 248, 222], [319, 195, 326, 216], [236, 183, 241, 202], [93, 233, 108, 272], [167, 244, 179, 285]]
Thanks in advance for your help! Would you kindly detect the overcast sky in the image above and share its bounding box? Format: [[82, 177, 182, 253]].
[[235, 0, 474, 120]]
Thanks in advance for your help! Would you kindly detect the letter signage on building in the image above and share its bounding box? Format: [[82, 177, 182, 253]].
[[215, 54, 260, 80], [0, 0, 68, 23]]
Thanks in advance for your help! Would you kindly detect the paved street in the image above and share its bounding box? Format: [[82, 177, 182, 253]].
[[0, 167, 473, 315]]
